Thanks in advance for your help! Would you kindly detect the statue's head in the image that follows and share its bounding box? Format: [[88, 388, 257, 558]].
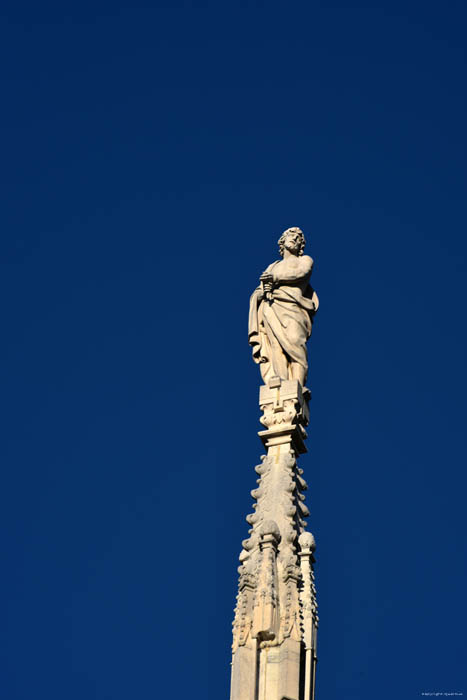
[[278, 227, 306, 257]]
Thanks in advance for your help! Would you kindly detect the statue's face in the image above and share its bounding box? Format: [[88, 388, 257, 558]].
[[283, 230, 302, 255]]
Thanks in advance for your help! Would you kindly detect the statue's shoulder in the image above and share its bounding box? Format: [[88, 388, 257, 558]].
[[300, 255, 314, 271], [264, 260, 281, 272]]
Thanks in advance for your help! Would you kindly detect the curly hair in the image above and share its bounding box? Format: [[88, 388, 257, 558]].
[[278, 227, 306, 257]]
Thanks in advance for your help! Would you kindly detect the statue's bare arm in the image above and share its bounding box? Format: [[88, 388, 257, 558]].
[[271, 255, 314, 284]]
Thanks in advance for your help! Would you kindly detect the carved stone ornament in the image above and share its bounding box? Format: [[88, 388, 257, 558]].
[[230, 227, 319, 700], [248, 227, 318, 387]]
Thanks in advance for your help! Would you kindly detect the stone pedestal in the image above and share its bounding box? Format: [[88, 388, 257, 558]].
[[230, 377, 318, 700], [258, 378, 309, 455]]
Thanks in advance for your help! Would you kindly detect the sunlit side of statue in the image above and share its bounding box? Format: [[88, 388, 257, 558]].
[[248, 227, 319, 387]]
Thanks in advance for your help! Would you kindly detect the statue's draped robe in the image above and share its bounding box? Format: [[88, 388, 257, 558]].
[[248, 260, 319, 384]]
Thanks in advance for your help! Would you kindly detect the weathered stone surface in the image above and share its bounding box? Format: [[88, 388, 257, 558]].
[[230, 228, 319, 700], [231, 441, 318, 699], [258, 378, 309, 454], [248, 227, 318, 387]]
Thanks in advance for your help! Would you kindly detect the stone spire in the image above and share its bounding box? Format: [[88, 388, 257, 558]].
[[230, 227, 319, 700]]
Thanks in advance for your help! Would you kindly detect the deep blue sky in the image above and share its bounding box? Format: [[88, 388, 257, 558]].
[[1, 1, 466, 698]]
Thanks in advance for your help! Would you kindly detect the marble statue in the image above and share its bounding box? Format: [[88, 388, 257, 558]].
[[231, 226, 320, 700], [248, 227, 319, 387]]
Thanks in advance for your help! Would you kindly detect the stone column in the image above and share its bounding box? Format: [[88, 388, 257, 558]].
[[230, 377, 318, 700]]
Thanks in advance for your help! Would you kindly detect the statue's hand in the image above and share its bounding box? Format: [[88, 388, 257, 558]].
[[260, 272, 274, 297]]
